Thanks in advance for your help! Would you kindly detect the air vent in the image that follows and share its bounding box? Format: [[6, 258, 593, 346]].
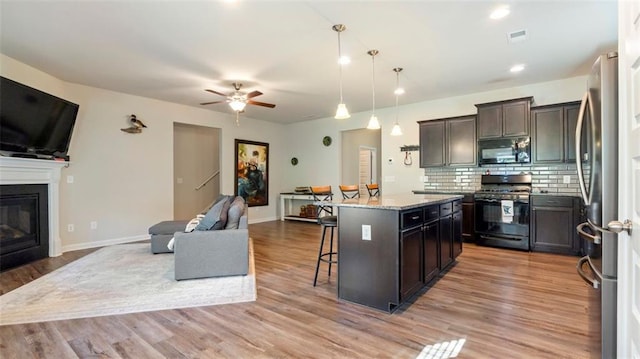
[[507, 29, 528, 43]]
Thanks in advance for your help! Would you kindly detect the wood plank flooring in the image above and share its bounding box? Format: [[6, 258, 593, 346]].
[[0, 220, 598, 358]]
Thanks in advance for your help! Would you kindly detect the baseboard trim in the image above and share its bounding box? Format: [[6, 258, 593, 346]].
[[62, 234, 150, 253], [249, 216, 277, 224]]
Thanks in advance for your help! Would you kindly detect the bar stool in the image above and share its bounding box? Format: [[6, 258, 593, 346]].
[[366, 183, 380, 197], [339, 184, 360, 199], [310, 185, 337, 286]]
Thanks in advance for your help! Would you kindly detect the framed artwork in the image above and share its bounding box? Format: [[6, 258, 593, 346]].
[[235, 139, 269, 207]]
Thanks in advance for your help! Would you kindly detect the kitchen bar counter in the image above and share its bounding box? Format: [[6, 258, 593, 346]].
[[326, 193, 462, 210], [330, 194, 463, 312]]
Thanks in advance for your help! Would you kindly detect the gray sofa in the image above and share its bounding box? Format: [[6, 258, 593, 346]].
[[148, 198, 249, 281]]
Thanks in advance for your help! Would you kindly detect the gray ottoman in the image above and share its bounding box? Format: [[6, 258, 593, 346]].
[[149, 220, 189, 254]]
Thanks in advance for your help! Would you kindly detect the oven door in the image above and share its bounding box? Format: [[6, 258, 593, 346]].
[[474, 198, 530, 250]]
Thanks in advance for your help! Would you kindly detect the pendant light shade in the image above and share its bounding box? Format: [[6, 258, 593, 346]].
[[333, 24, 350, 119], [367, 50, 381, 130], [390, 67, 404, 136]]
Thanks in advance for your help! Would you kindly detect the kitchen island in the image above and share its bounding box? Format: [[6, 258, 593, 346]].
[[328, 194, 463, 312]]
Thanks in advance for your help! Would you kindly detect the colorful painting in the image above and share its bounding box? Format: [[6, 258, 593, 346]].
[[235, 139, 269, 207]]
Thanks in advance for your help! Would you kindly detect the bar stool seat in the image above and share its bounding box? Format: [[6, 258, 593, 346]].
[[311, 185, 337, 286]]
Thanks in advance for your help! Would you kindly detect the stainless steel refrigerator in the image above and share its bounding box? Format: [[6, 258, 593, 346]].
[[575, 52, 618, 359]]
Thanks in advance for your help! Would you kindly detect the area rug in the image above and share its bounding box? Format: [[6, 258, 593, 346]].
[[0, 241, 256, 326]]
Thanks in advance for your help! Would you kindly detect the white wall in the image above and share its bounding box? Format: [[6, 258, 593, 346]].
[[1, 54, 286, 252], [284, 76, 587, 195], [1, 53, 588, 252]]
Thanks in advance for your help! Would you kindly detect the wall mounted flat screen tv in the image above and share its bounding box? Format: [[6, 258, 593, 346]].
[[0, 76, 79, 160]]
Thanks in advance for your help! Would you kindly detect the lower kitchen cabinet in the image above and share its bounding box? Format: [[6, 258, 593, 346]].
[[530, 195, 582, 255], [422, 219, 439, 284], [400, 225, 423, 300]]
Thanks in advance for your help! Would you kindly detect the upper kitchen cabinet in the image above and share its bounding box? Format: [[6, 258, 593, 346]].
[[531, 101, 586, 163], [418, 115, 476, 167], [475, 97, 533, 139]]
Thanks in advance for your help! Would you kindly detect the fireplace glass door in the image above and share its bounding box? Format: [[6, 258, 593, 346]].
[[0, 184, 49, 271]]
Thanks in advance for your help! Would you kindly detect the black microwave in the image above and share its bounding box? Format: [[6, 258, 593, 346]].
[[478, 137, 531, 165]]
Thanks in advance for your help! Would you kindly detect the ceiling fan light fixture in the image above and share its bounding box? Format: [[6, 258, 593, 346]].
[[333, 24, 350, 120], [229, 99, 247, 112]]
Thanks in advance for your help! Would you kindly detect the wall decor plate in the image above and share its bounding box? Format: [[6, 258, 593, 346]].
[[322, 136, 332, 146], [291, 157, 298, 166]]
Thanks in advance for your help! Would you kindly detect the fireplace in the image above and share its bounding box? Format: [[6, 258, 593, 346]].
[[0, 157, 66, 267], [0, 184, 49, 270]]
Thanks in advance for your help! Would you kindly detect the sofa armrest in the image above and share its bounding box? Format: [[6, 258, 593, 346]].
[[173, 228, 249, 280]]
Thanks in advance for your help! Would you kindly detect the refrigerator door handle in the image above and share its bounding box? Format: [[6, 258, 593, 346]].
[[576, 255, 602, 289], [575, 91, 590, 205], [577, 221, 601, 244]]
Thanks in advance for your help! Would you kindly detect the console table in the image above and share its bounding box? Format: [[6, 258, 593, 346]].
[[279, 193, 318, 222]]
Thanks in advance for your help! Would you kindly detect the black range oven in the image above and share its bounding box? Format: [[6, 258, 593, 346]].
[[474, 174, 531, 251]]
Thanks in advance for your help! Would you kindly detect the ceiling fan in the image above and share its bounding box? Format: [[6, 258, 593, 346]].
[[200, 82, 276, 112]]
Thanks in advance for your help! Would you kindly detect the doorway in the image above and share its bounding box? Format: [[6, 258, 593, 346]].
[[359, 146, 377, 194], [341, 128, 381, 196], [173, 123, 221, 219]]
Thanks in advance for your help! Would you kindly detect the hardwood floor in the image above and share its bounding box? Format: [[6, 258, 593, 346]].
[[0, 220, 597, 358]]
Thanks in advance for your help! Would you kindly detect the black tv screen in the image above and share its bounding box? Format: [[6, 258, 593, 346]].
[[0, 76, 79, 159]]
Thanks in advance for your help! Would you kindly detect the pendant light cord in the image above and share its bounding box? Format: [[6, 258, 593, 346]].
[[338, 31, 344, 102], [371, 54, 376, 116]]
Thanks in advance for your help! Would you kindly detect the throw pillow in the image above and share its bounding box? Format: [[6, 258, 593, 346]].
[[167, 216, 202, 251], [195, 195, 231, 231], [225, 196, 246, 229]]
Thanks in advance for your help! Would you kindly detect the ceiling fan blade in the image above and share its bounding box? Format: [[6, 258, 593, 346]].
[[246, 90, 263, 99], [205, 89, 229, 97], [247, 100, 276, 108], [200, 100, 225, 105]]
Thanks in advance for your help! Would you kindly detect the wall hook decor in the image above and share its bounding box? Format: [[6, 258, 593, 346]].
[[121, 114, 146, 134]]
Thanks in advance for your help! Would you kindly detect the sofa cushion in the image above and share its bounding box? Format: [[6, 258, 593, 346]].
[[225, 196, 246, 230], [195, 195, 231, 231]]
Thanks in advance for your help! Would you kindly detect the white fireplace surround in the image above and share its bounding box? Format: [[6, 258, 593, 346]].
[[0, 157, 67, 257]]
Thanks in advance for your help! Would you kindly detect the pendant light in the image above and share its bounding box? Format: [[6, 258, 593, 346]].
[[333, 24, 350, 119], [390, 67, 403, 136], [367, 50, 381, 130]]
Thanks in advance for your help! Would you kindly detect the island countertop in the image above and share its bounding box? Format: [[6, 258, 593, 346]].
[[324, 193, 462, 211]]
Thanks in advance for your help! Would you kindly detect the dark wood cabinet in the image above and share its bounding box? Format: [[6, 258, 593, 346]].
[[452, 210, 463, 259], [418, 115, 476, 167], [337, 198, 462, 312], [461, 195, 474, 242], [530, 195, 582, 255], [475, 97, 532, 139], [531, 101, 583, 163], [418, 120, 446, 167], [422, 219, 439, 284], [400, 226, 423, 300]]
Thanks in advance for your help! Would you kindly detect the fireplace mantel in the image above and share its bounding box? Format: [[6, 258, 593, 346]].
[[0, 157, 68, 257]]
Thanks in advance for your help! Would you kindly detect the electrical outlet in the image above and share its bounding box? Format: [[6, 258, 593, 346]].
[[90, 221, 98, 230], [385, 176, 396, 182], [67, 224, 74, 232], [563, 175, 571, 184], [66, 175, 74, 184], [362, 225, 371, 241], [176, 177, 183, 184]]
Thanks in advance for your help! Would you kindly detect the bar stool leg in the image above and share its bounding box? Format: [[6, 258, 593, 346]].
[[313, 225, 327, 287], [327, 226, 334, 276]]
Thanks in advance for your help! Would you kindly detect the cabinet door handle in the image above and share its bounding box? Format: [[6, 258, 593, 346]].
[[411, 216, 420, 220]]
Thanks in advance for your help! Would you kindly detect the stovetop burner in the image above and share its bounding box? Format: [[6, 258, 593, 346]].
[[475, 174, 532, 201]]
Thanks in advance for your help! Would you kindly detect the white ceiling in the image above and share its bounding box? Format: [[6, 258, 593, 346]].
[[0, 1, 617, 125]]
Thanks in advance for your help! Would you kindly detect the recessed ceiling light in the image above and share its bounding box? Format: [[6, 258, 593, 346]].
[[394, 87, 405, 95], [490, 6, 510, 20], [339, 56, 351, 65], [510, 64, 526, 73]]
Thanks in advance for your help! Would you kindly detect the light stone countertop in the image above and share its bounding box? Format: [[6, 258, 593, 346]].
[[319, 194, 463, 211]]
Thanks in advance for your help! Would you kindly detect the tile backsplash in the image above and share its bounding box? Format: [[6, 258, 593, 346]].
[[422, 163, 584, 195]]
